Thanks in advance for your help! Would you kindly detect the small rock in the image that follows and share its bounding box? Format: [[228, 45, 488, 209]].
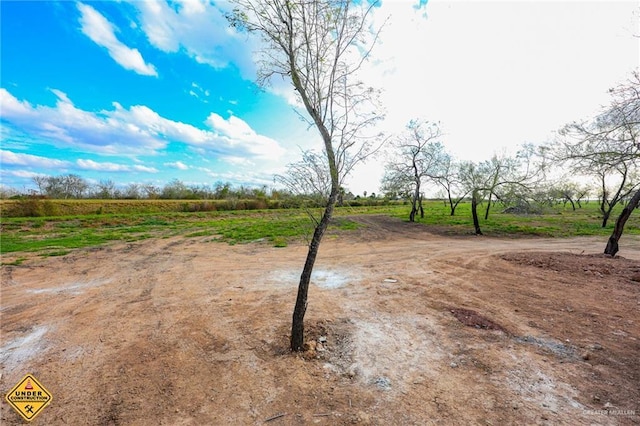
[[592, 343, 604, 350], [374, 377, 391, 390], [450, 362, 458, 368], [592, 395, 601, 402], [581, 351, 591, 361], [318, 336, 327, 343]]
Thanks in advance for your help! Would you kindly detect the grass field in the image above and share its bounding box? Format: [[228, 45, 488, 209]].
[[1, 200, 638, 260]]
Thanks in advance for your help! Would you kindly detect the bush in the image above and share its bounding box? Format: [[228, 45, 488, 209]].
[[5, 197, 58, 217], [181, 202, 217, 212]]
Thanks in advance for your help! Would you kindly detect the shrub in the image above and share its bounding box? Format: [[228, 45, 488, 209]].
[[6, 197, 58, 217]]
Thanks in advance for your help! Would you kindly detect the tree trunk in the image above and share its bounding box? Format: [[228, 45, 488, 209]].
[[601, 209, 611, 228], [409, 179, 421, 222], [290, 191, 337, 351], [472, 191, 483, 235], [604, 188, 640, 256], [419, 194, 424, 218], [448, 196, 455, 216], [484, 192, 492, 220]]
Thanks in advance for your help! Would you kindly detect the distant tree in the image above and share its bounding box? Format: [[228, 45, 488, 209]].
[[32, 176, 48, 195], [382, 120, 444, 222], [230, 0, 385, 351], [33, 174, 89, 199], [556, 70, 640, 255], [161, 179, 193, 199], [431, 155, 469, 216], [95, 179, 117, 199], [459, 148, 542, 235], [65, 174, 89, 198], [213, 182, 232, 199], [122, 183, 142, 199], [0, 185, 19, 199], [276, 150, 332, 207], [143, 184, 161, 199]]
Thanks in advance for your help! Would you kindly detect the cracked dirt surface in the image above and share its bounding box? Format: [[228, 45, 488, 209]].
[[1, 215, 639, 425]]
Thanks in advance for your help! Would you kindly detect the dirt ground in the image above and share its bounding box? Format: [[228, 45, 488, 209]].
[[1, 215, 639, 425]]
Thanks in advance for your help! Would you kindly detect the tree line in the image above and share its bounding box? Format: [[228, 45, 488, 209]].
[[380, 71, 639, 241]]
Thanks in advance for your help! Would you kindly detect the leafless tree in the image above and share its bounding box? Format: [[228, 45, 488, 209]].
[[95, 179, 117, 199], [459, 147, 543, 235], [229, 0, 385, 351], [556, 70, 640, 255], [32, 174, 89, 199], [276, 150, 332, 203], [382, 120, 444, 222], [430, 155, 469, 216]]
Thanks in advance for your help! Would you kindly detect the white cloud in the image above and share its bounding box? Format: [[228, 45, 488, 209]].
[[128, 0, 257, 80], [78, 3, 158, 76], [132, 165, 159, 173], [0, 88, 285, 163], [76, 158, 158, 173], [6, 170, 45, 179], [205, 113, 286, 160], [0, 149, 71, 168], [164, 161, 189, 170], [1, 88, 165, 154]]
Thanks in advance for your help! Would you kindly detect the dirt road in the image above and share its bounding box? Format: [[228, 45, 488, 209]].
[[1, 216, 639, 425]]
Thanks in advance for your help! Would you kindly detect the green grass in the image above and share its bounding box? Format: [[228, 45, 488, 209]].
[[0, 209, 359, 254], [396, 201, 640, 237], [1, 202, 637, 256]]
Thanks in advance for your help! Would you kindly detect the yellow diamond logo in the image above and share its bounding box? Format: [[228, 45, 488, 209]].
[[5, 374, 52, 422]]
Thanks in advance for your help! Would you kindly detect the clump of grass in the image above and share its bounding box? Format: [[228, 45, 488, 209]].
[[40, 250, 71, 257], [272, 236, 288, 248], [185, 230, 216, 238], [1, 257, 27, 266]]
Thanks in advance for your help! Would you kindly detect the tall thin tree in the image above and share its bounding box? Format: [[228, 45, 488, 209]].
[[229, 0, 385, 351]]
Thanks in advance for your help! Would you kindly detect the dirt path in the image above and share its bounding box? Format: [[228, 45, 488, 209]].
[[1, 216, 639, 425]]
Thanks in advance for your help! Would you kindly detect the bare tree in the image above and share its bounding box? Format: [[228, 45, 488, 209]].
[[276, 150, 332, 206], [547, 181, 586, 210], [382, 120, 444, 222], [431, 155, 469, 216], [556, 70, 640, 254], [32, 176, 48, 195], [143, 184, 161, 200], [459, 148, 542, 235], [229, 0, 385, 351], [33, 174, 89, 199], [95, 179, 117, 199]]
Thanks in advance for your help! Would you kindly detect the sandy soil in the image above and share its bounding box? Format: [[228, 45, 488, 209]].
[[1, 215, 639, 425]]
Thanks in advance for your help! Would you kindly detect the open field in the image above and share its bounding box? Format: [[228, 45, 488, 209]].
[[1, 202, 638, 261], [1, 212, 639, 425]]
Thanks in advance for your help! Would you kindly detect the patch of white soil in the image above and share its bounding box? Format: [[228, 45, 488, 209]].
[[1, 325, 50, 373]]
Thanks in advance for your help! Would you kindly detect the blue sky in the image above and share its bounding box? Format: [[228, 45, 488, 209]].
[[1, 1, 638, 195]]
